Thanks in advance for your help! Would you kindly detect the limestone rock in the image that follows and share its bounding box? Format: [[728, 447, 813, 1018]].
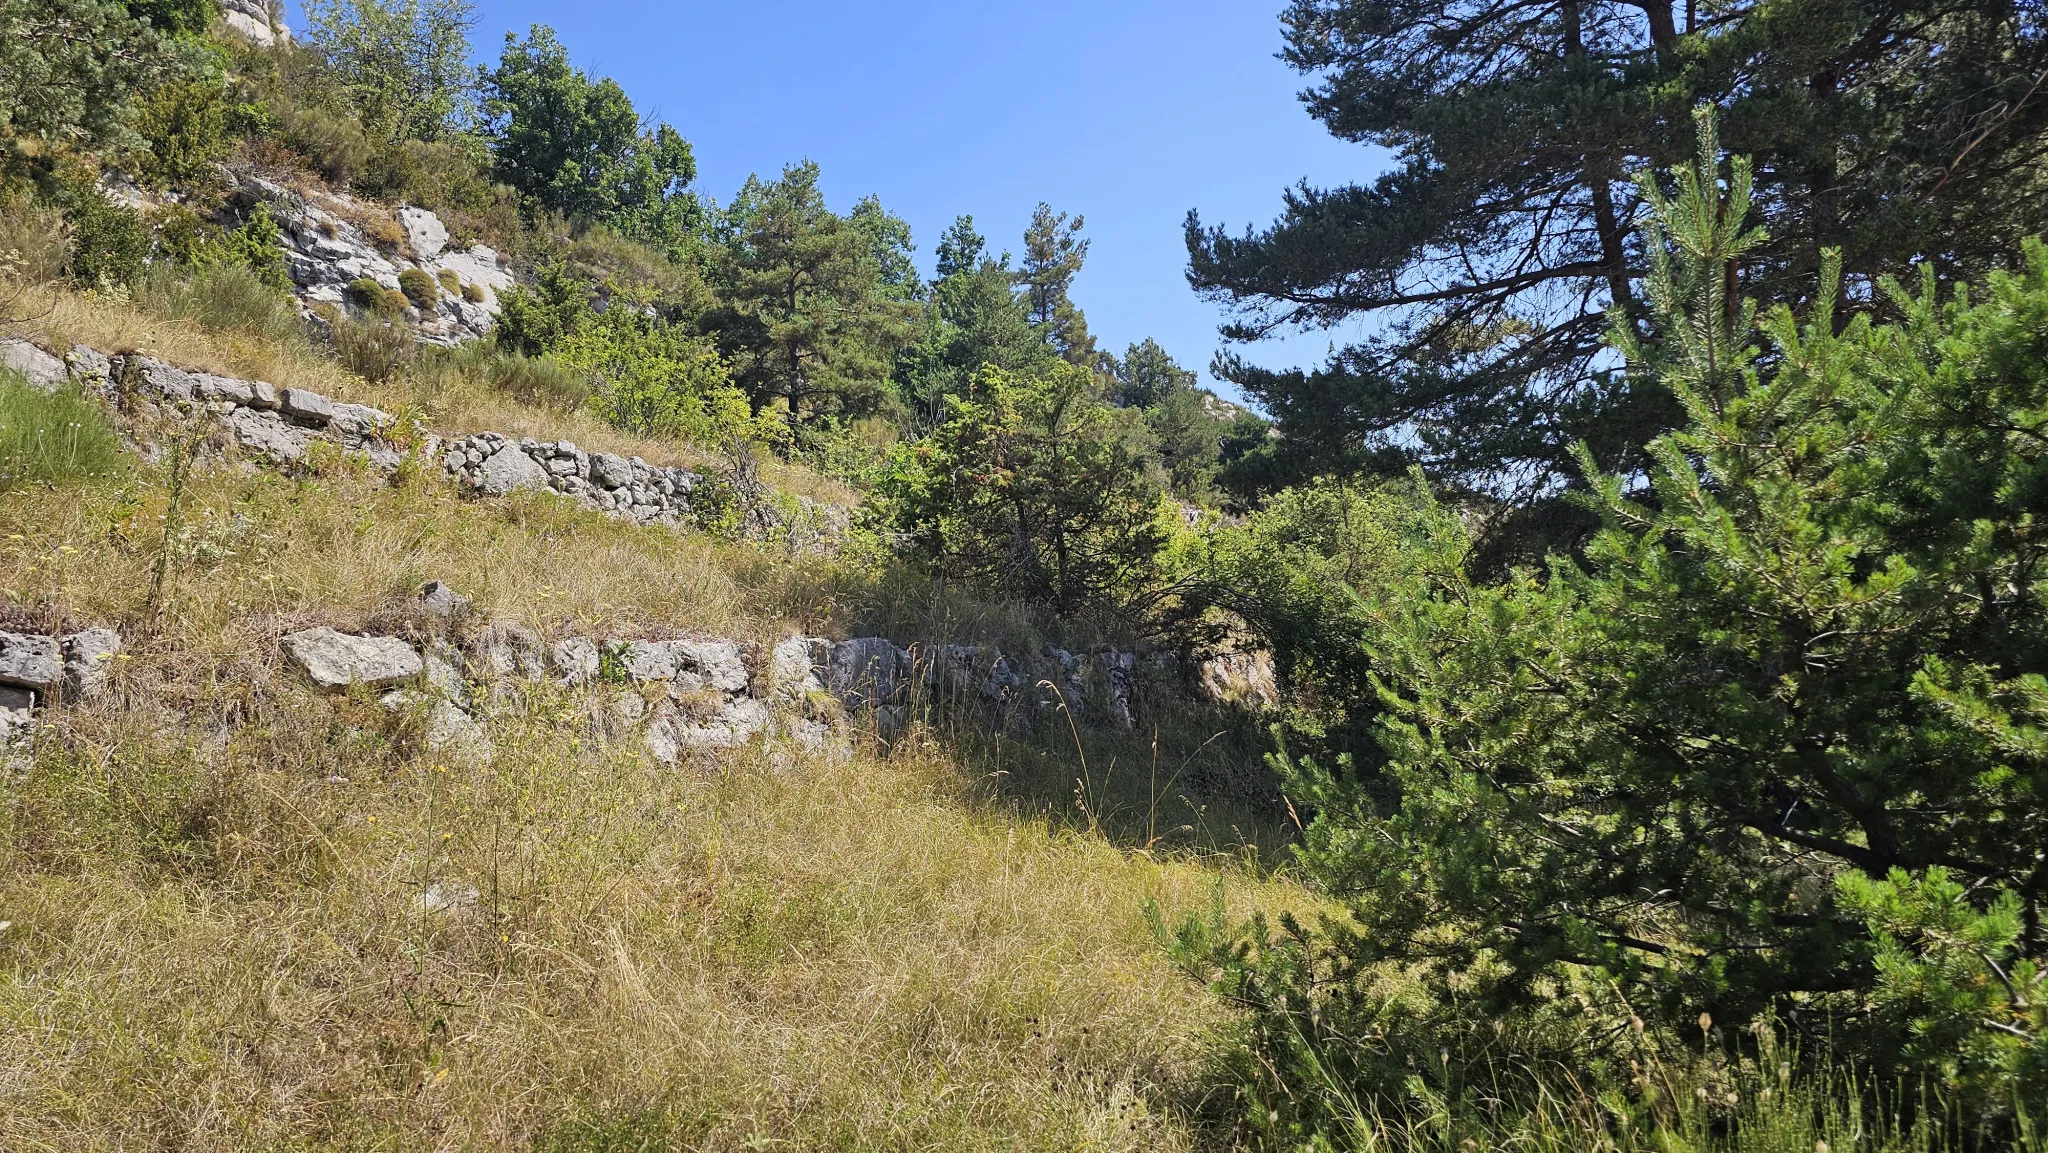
[[284, 628, 422, 690], [396, 206, 448, 259], [672, 639, 749, 695], [0, 340, 66, 392], [128, 357, 197, 403], [418, 581, 472, 622], [770, 636, 830, 703], [0, 633, 63, 699], [475, 444, 550, 495], [61, 629, 121, 700], [828, 638, 911, 710], [550, 637, 600, 685], [280, 388, 337, 426], [222, 407, 313, 465]]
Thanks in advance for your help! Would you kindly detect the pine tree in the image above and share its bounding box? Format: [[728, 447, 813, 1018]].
[[705, 162, 914, 438], [1189, 0, 2048, 534], [1017, 203, 1095, 365], [1252, 109, 2048, 1114]]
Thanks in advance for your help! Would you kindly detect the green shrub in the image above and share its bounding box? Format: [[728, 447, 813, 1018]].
[[273, 102, 374, 186], [461, 281, 485, 304], [344, 277, 384, 308], [397, 267, 438, 310], [136, 263, 305, 345], [345, 277, 411, 318], [64, 187, 149, 289], [132, 74, 231, 190], [435, 268, 460, 296], [0, 373, 127, 491], [158, 205, 290, 291]]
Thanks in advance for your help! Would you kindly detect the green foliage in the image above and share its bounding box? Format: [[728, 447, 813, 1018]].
[[481, 25, 699, 249], [894, 215, 1053, 430], [397, 267, 438, 310], [131, 71, 230, 189], [1224, 114, 2048, 1134], [0, 372, 127, 491], [159, 204, 289, 290], [300, 0, 477, 143], [1106, 337, 1193, 409], [1840, 868, 2047, 1101], [63, 184, 149, 289], [479, 351, 586, 410], [876, 362, 1170, 618], [1016, 202, 1093, 364], [706, 162, 914, 438], [492, 262, 592, 357], [124, 0, 217, 37], [554, 303, 750, 443], [1189, 0, 2048, 526], [329, 310, 415, 382], [136, 262, 303, 345], [0, 0, 204, 174]]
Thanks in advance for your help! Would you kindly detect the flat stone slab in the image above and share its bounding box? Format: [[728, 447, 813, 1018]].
[[0, 340, 66, 392], [0, 633, 63, 697], [283, 628, 422, 690]]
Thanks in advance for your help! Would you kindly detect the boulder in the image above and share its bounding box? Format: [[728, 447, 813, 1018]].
[[475, 445, 550, 496], [769, 636, 830, 702], [128, 357, 197, 403], [283, 628, 423, 690], [222, 408, 313, 465], [280, 388, 337, 426], [550, 637, 600, 685], [395, 206, 449, 260], [418, 581, 472, 622], [589, 452, 635, 490], [0, 340, 66, 392], [0, 633, 63, 699], [671, 639, 750, 695]]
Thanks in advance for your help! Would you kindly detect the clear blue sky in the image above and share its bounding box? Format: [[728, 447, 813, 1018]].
[[290, 1, 1386, 401]]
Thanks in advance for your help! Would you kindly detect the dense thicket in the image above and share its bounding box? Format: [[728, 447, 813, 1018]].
[[1168, 112, 2048, 1142], [1189, 0, 2048, 539]]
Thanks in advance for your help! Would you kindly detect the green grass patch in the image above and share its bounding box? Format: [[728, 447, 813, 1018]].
[[0, 372, 127, 492]]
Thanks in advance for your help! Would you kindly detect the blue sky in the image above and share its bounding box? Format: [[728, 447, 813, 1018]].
[[290, 1, 1386, 400]]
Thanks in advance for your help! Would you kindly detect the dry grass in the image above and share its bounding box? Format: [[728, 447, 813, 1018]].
[[0, 677, 1310, 1149], [0, 460, 1313, 1149], [0, 279, 1315, 1149]]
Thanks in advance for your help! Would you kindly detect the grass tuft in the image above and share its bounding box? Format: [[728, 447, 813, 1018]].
[[0, 371, 127, 492]]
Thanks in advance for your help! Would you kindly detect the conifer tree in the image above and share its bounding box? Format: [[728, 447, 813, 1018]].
[[1189, 0, 2048, 526], [1207, 109, 2047, 1121], [705, 162, 914, 438], [1017, 203, 1095, 365]]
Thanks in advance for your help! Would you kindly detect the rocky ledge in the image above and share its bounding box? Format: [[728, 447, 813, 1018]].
[[0, 628, 121, 742], [275, 582, 1150, 765]]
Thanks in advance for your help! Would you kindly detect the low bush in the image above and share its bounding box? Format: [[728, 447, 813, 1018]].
[[397, 267, 437, 310], [461, 281, 485, 303], [0, 197, 72, 290], [64, 187, 150, 290], [435, 268, 460, 296], [482, 351, 588, 410], [132, 74, 232, 190], [0, 373, 127, 491]]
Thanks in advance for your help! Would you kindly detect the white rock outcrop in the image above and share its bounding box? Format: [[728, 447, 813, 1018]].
[[283, 628, 426, 691]]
